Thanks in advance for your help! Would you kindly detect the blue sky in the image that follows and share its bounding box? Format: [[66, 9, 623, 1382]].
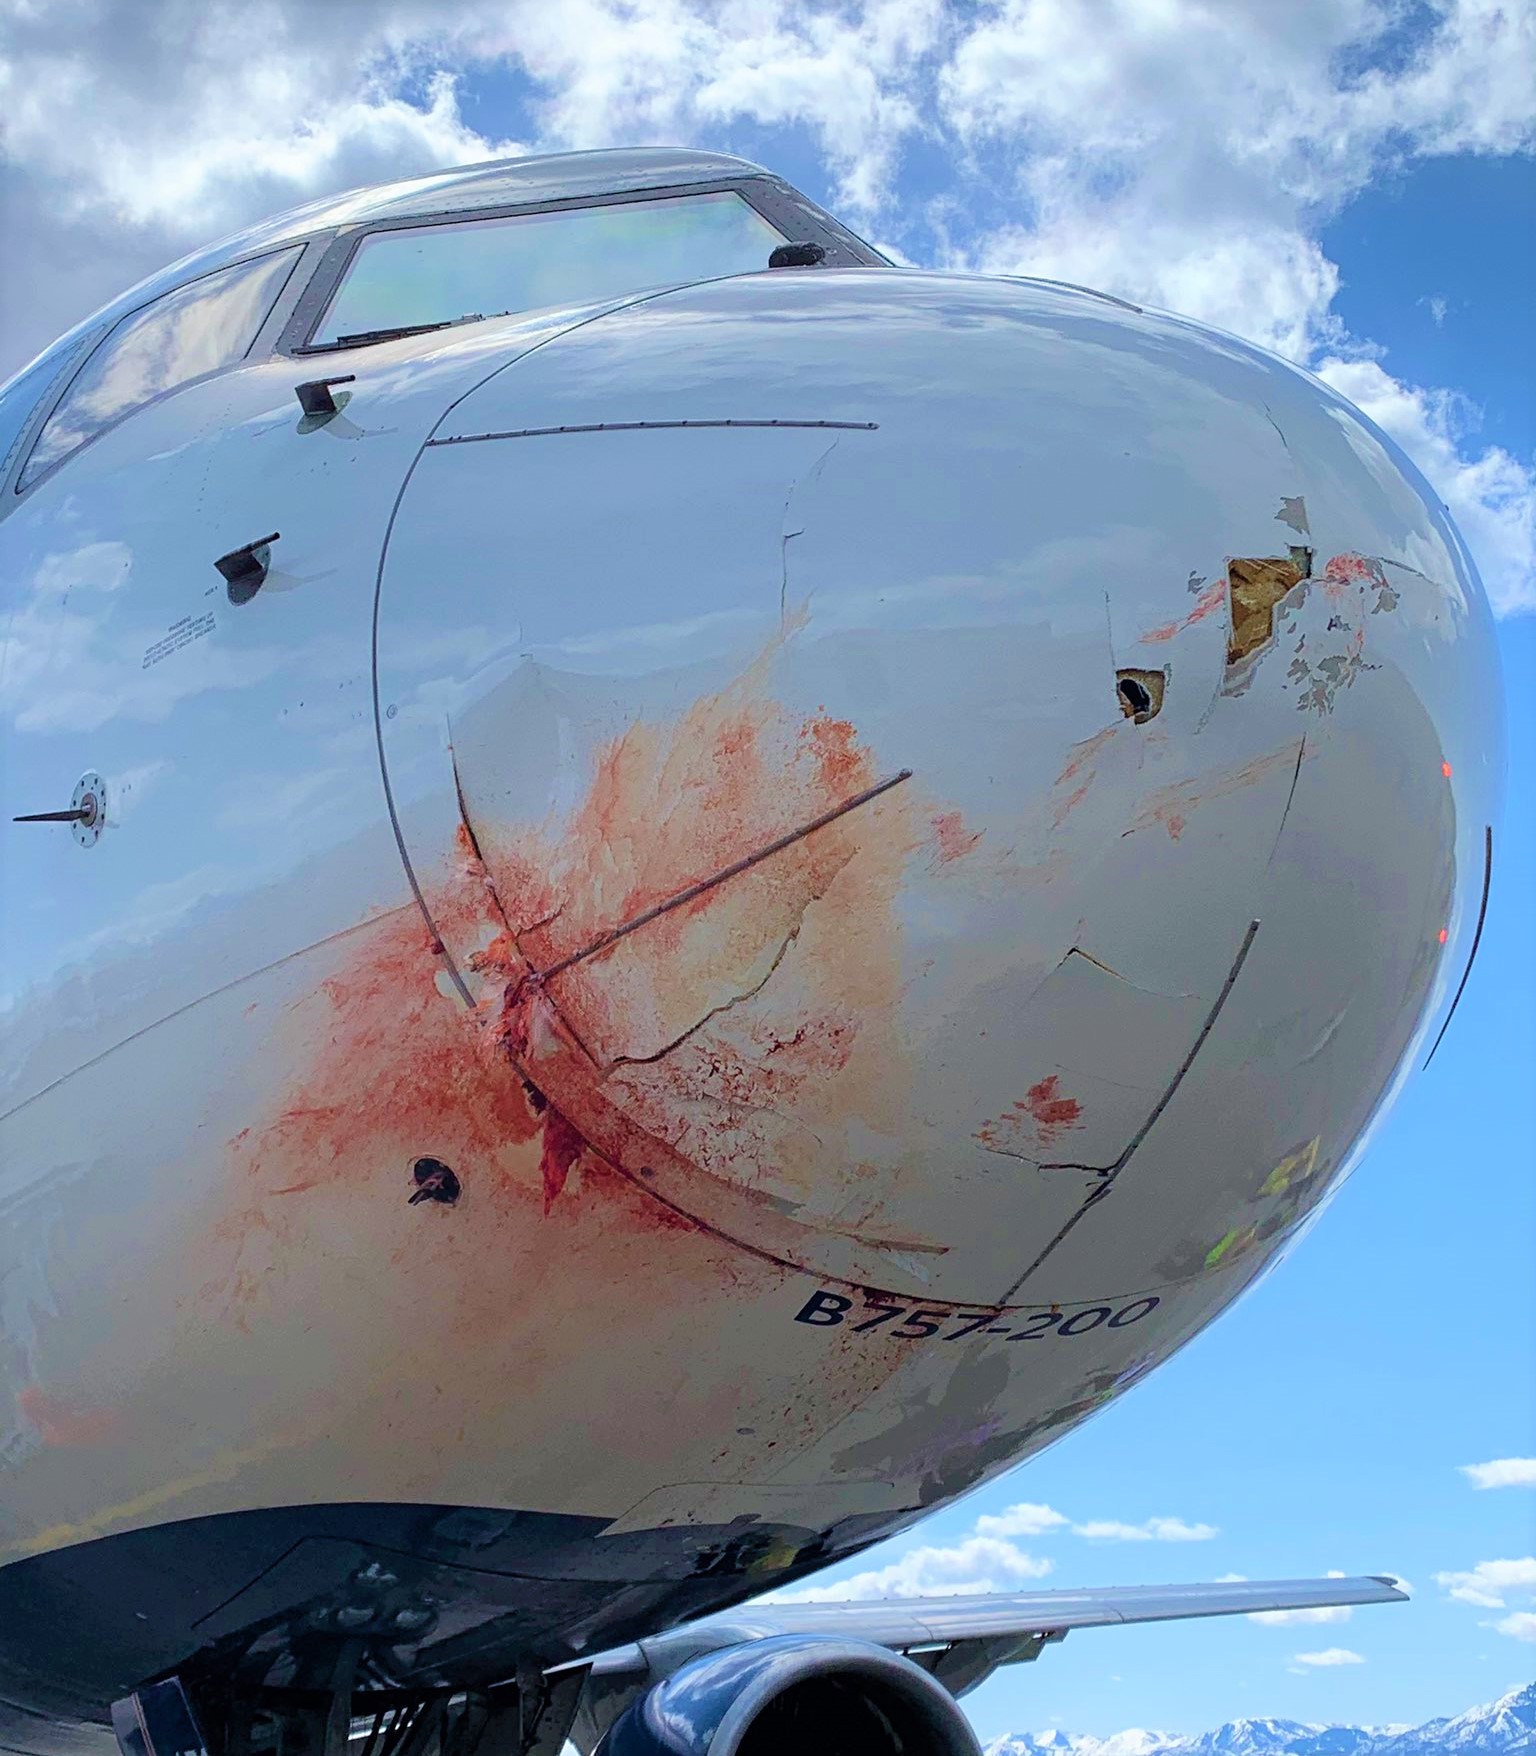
[[1, 0, 1531, 1738]]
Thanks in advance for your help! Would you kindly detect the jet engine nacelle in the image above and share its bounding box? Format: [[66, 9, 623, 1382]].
[[592, 1634, 981, 1756]]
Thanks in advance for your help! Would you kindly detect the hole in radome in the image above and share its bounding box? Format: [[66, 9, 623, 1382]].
[[1117, 668, 1166, 724]]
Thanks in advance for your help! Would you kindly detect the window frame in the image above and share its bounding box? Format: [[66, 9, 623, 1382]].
[[280, 177, 886, 357], [7, 238, 316, 503], [0, 328, 109, 496]]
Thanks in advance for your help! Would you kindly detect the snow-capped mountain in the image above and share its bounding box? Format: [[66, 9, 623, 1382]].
[[986, 1684, 1536, 1756], [1371, 1685, 1536, 1756]]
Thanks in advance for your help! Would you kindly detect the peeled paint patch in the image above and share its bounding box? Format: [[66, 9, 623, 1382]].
[[1281, 554, 1397, 715], [1276, 496, 1310, 536]]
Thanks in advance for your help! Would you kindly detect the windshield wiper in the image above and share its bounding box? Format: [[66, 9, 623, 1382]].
[[326, 321, 454, 349], [306, 312, 511, 354]]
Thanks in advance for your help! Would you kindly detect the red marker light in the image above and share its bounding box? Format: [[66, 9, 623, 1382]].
[[1438, 927, 1449, 944], [1442, 761, 1453, 778]]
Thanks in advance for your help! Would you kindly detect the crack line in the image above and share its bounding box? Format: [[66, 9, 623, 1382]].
[[978, 1142, 1042, 1167], [998, 918, 1261, 1301], [1264, 736, 1307, 872], [780, 434, 840, 622], [604, 922, 805, 1070]]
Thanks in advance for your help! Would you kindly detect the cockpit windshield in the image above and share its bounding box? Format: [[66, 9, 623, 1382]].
[[310, 189, 789, 348]]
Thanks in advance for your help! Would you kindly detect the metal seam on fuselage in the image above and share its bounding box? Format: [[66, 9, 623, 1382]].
[[0, 906, 417, 1126], [426, 418, 879, 447], [1423, 823, 1494, 1068]]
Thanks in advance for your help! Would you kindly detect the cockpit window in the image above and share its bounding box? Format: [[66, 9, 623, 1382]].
[[19, 245, 303, 490], [311, 189, 788, 348], [0, 333, 98, 487]]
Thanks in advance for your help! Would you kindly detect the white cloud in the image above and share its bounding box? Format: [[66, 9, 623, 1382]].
[[0, 0, 1531, 613], [1072, 1517, 1218, 1543], [935, 0, 1536, 613], [935, 1, 1534, 346], [1435, 1557, 1536, 1608], [1251, 1571, 1352, 1625], [1254, 1604, 1353, 1626], [1444, 1555, 1536, 1647], [1313, 358, 1536, 616], [771, 1534, 1053, 1602], [1294, 1647, 1366, 1667], [769, 1499, 1220, 1602], [467, 0, 946, 217], [974, 1502, 1071, 1538], [1462, 1458, 1536, 1490], [0, 18, 518, 238]]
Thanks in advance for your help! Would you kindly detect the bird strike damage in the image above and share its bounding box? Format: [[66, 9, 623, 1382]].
[[1141, 574, 1228, 643], [975, 1074, 1084, 1159], [173, 500, 1435, 1556], [1121, 744, 1303, 844], [1116, 668, 1165, 724], [931, 810, 983, 863], [1275, 495, 1311, 537], [452, 650, 926, 1263], [1281, 553, 1400, 715], [1227, 556, 1308, 666], [176, 865, 936, 1554], [14, 1387, 118, 1449], [1133, 536, 1410, 716], [216, 638, 934, 1320]]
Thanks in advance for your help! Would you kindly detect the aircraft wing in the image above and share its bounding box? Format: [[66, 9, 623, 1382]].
[[557, 1575, 1407, 1700]]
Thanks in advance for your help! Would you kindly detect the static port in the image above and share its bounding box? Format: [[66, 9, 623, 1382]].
[[409, 1157, 461, 1206]]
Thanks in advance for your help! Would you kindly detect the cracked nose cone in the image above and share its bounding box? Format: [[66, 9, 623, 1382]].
[[375, 268, 1501, 1313]]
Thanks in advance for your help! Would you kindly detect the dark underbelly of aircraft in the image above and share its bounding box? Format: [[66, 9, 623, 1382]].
[[0, 1500, 860, 1751]]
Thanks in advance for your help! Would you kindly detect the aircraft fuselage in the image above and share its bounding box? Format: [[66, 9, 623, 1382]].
[[0, 148, 1501, 1733]]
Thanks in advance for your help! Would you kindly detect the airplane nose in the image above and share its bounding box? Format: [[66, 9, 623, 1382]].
[[373, 269, 1501, 1312]]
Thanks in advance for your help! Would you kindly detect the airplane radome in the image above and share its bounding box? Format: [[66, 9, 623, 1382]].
[[0, 149, 1499, 1756]]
